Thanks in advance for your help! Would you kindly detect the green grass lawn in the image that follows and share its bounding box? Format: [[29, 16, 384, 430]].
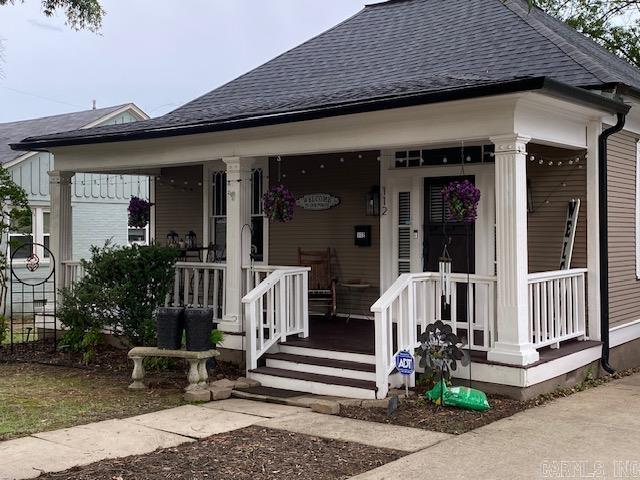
[[0, 362, 184, 440]]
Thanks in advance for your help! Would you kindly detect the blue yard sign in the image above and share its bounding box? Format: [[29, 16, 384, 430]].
[[395, 350, 415, 376]]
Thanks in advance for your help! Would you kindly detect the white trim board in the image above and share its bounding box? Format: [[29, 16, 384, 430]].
[[452, 344, 602, 388], [610, 319, 640, 348]]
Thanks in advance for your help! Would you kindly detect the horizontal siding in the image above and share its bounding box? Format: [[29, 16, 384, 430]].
[[154, 165, 204, 244], [607, 129, 640, 328], [268, 152, 380, 316], [527, 146, 587, 273]]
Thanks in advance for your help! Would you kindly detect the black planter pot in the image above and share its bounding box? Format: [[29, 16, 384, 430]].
[[184, 308, 215, 352], [156, 307, 184, 350]]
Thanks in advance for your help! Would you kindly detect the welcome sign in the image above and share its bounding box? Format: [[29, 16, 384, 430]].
[[560, 199, 581, 270], [296, 193, 340, 211]]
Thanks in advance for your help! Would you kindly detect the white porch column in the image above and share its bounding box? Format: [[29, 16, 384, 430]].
[[49, 170, 74, 292], [488, 135, 539, 365], [222, 157, 253, 328]]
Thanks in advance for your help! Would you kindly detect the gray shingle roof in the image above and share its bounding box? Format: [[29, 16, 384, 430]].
[[1, 105, 128, 164], [14, 0, 640, 149]]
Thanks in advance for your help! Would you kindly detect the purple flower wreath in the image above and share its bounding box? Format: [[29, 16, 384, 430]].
[[441, 180, 481, 224], [262, 184, 295, 223], [128, 196, 152, 228]]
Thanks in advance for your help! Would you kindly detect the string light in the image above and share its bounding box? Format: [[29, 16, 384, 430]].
[[529, 153, 587, 167]]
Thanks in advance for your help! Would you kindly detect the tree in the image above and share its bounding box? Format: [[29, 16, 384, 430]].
[[533, 0, 640, 68], [0, 165, 31, 318], [0, 0, 104, 31]]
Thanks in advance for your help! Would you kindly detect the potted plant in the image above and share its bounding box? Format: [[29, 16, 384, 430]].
[[210, 329, 225, 348], [184, 307, 215, 351], [156, 307, 184, 350], [441, 180, 481, 224], [128, 196, 152, 228], [262, 184, 295, 223]]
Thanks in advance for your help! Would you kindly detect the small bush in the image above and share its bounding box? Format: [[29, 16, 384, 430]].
[[0, 315, 7, 345], [60, 243, 179, 355]]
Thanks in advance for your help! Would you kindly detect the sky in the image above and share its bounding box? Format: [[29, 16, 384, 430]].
[[0, 0, 384, 123]]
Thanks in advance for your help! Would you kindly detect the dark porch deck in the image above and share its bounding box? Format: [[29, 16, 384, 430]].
[[281, 315, 600, 367]]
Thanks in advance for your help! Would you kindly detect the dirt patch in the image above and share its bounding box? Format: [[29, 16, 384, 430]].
[[341, 367, 640, 435], [37, 426, 404, 480]]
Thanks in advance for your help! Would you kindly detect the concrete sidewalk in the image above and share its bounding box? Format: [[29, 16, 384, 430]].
[[0, 398, 441, 480], [0, 400, 298, 480], [353, 374, 640, 480]]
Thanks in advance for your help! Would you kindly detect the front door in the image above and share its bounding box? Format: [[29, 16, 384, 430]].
[[423, 176, 476, 273], [424, 176, 476, 331]]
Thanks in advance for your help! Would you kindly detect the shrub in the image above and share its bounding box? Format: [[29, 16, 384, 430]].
[[60, 243, 179, 355], [0, 315, 7, 345]]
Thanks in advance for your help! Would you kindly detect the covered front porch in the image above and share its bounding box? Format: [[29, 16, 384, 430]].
[[51, 92, 605, 399]]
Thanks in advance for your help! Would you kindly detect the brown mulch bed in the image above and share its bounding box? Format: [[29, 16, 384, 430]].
[[341, 366, 640, 435], [340, 394, 526, 435], [0, 342, 242, 384], [37, 426, 405, 480]]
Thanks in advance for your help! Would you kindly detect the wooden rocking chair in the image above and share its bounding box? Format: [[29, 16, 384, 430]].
[[298, 248, 337, 318]]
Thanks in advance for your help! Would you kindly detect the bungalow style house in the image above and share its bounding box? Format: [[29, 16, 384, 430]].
[[12, 0, 640, 399], [0, 104, 150, 315]]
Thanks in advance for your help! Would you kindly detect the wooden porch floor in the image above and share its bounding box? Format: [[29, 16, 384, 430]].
[[281, 315, 600, 366], [281, 316, 382, 355]]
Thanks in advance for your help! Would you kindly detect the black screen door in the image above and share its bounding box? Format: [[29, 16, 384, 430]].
[[423, 176, 476, 273]]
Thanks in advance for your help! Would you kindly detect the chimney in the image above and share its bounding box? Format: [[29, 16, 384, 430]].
[[92, 99, 96, 110]]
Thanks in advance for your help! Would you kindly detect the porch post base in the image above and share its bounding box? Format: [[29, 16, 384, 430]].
[[487, 342, 539, 366]]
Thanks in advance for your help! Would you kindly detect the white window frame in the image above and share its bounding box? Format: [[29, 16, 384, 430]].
[[8, 206, 50, 263], [209, 163, 269, 265], [636, 140, 640, 279], [128, 225, 149, 246]]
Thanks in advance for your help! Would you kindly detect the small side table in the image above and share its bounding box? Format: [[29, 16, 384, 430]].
[[340, 283, 375, 323]]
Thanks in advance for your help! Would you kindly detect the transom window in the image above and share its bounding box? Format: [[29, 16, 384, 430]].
[[395, 145, 495, 168]]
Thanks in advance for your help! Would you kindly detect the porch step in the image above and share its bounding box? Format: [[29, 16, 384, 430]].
[[278, 343, 375, 364], [248, 367, 377, 400], [264, 352, 376, 381]]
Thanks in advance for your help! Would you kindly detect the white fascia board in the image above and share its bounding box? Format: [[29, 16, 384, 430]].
[[2, 150, 39, 169], [514, 93, 604, 148], [49, 94, 521, 173]]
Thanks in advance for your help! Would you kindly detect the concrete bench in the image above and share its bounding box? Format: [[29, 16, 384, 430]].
[[127, 347, 219, 392]]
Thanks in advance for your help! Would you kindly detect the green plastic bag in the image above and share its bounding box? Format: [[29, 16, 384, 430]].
[[426, 381, 491, 412]]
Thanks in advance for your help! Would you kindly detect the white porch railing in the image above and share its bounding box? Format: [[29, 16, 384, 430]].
[[62, 261, 85, 290], [242, 267, 310, 370], [527, 268, 587, 349], [371, 272, 497, 399], [167, 262, 226, 321], [242, 265, 304, 296]]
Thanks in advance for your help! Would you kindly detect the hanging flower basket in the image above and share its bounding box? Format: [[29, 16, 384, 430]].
[[442, 180, 481, 224], [128, 196, 152, 228], [262, 184, 295, 223]]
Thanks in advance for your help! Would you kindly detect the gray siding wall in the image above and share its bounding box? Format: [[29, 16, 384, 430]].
[[607, 129, 640, 328], [268, 152, 381, 316], [72, 202, 129, 260], [527, 145, 588, 273]]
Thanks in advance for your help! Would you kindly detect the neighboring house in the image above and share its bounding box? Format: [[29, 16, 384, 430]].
[[13, 0, 640, 399], [1, 104, 150, 314]]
